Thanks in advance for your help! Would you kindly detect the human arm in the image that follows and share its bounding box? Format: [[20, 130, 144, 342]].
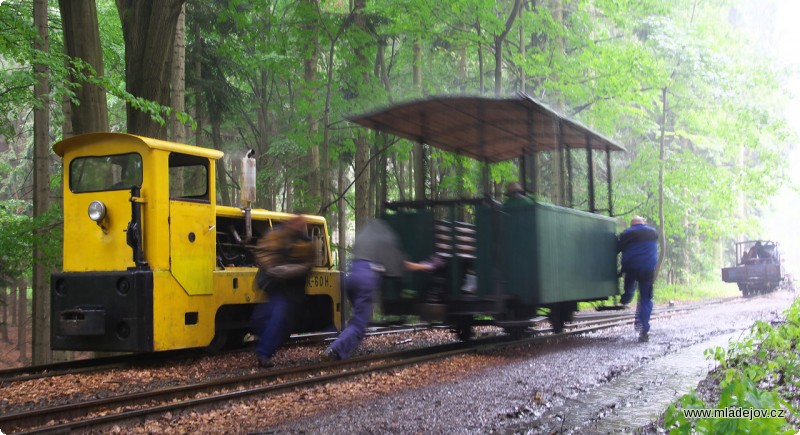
[[405, 261, 433, 272], [404, 254, 444, 272]]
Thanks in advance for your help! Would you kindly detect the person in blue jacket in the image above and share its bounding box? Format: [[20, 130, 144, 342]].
[[618, 216, 659, 342]]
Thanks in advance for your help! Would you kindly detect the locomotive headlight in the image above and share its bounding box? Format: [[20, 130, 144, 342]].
[[88, 200, 107, 222]]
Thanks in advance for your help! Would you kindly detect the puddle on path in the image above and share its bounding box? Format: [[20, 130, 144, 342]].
[[512, 332, 740, 434]]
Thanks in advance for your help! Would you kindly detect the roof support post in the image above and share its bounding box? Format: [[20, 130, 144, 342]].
[[554, 119, 565, 206], [606, 144, 613, 216], [565, 147, 573, 208], [586, 137, 596, 213], [414, 111, 428, 201], [526, 106, 537, 196], [478, 102, 491, 197]]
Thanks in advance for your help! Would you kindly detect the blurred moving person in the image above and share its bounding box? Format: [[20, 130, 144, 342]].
[[618, 216, 658, 342], [252, 215, 314, 368], [322, 219, 439, 361]]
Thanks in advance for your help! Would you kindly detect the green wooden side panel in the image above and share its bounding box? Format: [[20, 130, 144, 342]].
[[529, 203, 618, 304], [475, 205, 498, 297], [385, 203, 618, 306], [501, 205, 537, 300], [478, 203, 618, 304], [382, 211, 435, 295]]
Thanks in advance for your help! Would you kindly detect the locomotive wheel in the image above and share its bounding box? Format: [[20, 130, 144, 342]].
[[206, 328, 248, 353]]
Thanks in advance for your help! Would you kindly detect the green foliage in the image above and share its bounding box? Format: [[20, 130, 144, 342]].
[[0, 200, 61, 283], [0, 0, 795, 290], [664, 298, 800, 434]]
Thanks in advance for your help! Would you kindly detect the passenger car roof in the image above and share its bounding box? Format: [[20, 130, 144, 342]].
[[348, 94, 625, 163]]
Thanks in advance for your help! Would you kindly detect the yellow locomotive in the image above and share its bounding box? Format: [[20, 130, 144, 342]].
[[51, 133, 342, 352]]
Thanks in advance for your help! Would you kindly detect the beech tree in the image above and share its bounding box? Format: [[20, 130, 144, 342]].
[[116, 0, 185, 138], [59, 0, 109, 135], [31, 0, 50, 365]]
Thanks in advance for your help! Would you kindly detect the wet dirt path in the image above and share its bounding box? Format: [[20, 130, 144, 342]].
[[265, 291, 796, 434]]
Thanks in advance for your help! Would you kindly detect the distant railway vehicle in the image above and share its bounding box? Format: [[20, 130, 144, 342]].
[[721, 240, 785, 297], [51, 133, 342, 352], [350, 94, 625, 338]]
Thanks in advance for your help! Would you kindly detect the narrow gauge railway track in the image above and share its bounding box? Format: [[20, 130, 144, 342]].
[[4, 304, 697, 434], [0, 350, 196, 386], [0, 324, 431, 385], [1, 297, 738, 385]]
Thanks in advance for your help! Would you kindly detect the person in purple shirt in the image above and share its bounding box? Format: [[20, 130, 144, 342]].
[[618, 216, 659, 342]]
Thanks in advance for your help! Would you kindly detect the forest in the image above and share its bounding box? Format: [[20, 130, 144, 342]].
[[0, 0, 795, 364]]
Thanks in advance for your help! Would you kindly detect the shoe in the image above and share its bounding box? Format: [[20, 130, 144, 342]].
[[638, 331, 649, 343], [320, 347, 341, 362], [258, 356, 275, 368]]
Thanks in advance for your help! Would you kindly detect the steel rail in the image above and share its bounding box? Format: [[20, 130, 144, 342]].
[[0, 324, 431, 385], [7, 304, 697, 434]]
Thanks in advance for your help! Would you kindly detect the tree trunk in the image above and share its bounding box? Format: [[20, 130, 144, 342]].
[[193, 18, 203, 148], [9, 283, 16, 326], [353, 0, 370, 231], [255, 67, 274, 210], [518, 4, 526, 93], [458, 32, 468, 93], [61, 91, 74, 139], [393, 155, 406, 202], [493, 0, 521, 96], [116, 0, 185, 138], [477, 22, 484, 94], [337, 161, 347, 268], [32, 0, 52, 366], [355, 133, 370, 231], [169, 3, 186, 143], [1, 286, 8, 342], [59, 0, 109, 134], [656, 87, 668, 279], [550, 0, 565, 206], [301, 0, 321, 210], [320, 39, 336, 214], [211, 120, 231, 206], [17, 280, 28, 363]]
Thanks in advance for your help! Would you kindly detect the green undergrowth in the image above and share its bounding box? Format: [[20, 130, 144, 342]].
[[663, 297, 800, 433], [580, 279, 741, 312], [654, 280, 741, 304]]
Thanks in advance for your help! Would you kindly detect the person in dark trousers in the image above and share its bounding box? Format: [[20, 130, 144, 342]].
[[618, 216, 659, 342], [251, 215, 314, 368], [321, 219, 438, 361]]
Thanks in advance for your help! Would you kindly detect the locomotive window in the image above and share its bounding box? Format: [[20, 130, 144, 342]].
[[169, 153, 209, 201], [70, 153, 143, 193]]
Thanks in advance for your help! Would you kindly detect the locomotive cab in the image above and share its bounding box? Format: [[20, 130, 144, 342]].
[[52, 133, 342, 352]]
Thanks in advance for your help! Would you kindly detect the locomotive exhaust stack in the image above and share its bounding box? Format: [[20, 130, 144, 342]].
[[241, 149, 257, 241]]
